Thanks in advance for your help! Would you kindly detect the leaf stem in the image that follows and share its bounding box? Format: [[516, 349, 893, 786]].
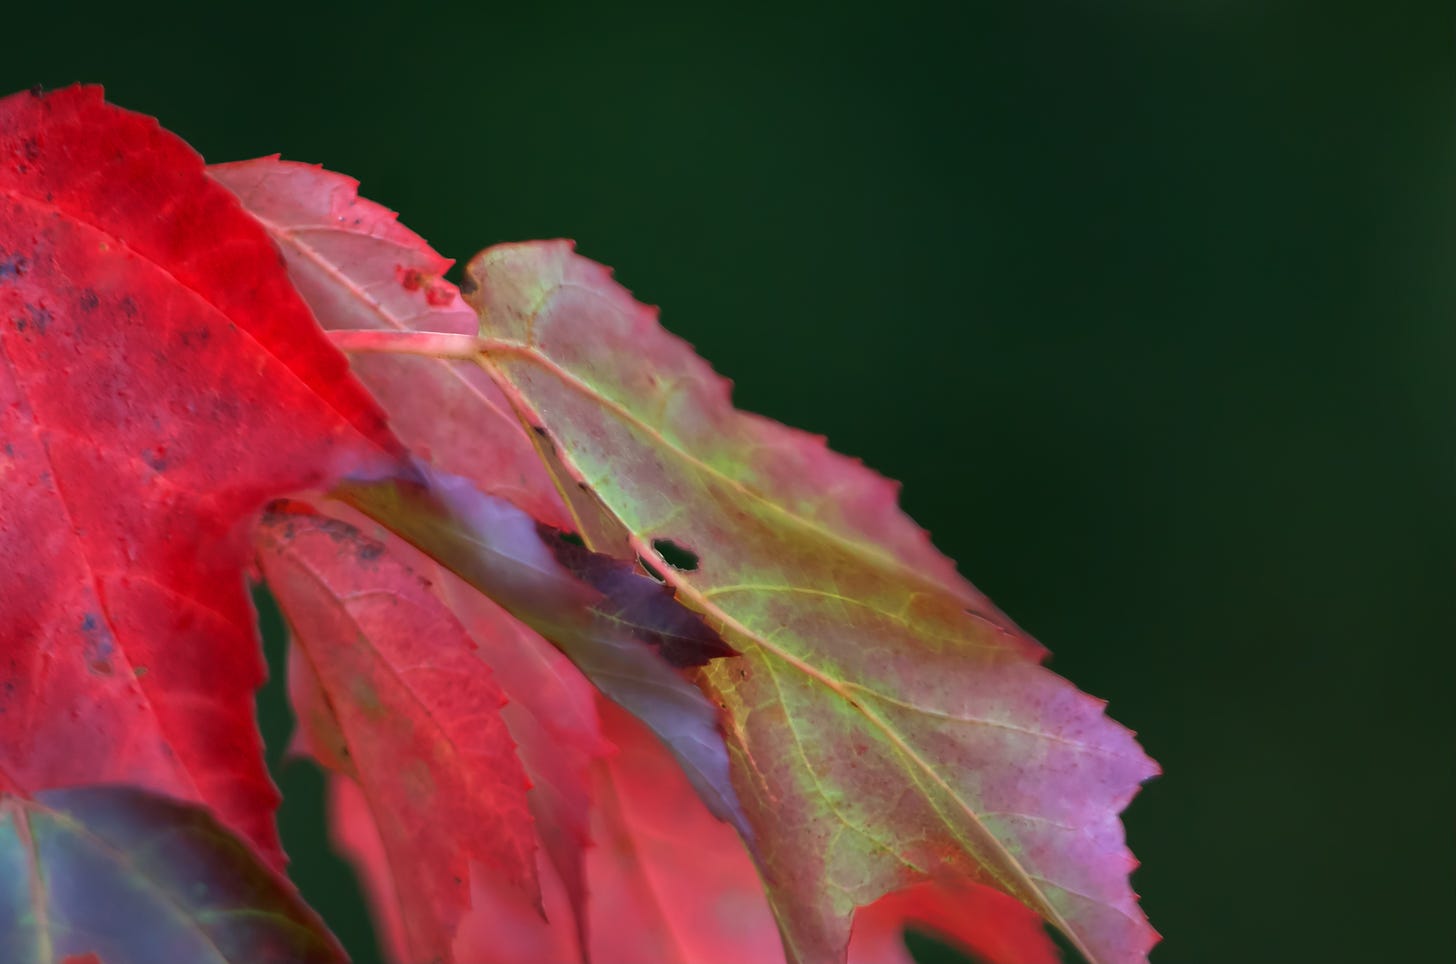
[[327, 329, 484, 359]]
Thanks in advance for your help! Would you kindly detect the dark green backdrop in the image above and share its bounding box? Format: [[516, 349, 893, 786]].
[[7, 1, 1452, 962]]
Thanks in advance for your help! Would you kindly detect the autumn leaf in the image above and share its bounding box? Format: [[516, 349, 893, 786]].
[[430, 555, 609, 956], [0, 785, 346, 963], [580, 702, 1060, 964], [207, 157, 576, 534], [571, 698, 787, 964], [210, 158, 626, 936], [256, 505, 538, 964], [365, 691, 784, 964], [0, 86, 401, 867], [334, 465, 749, 841], [452, 241, 1159, 964], [210, 161, 752, 843]]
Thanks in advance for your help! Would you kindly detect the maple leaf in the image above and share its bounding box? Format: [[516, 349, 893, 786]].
[[0, 87, 401, 867], [213, 160, 751, 845], [1, 86, 1159, 964], [0, 786, 346, 963], [255, 505, 539, 964], [446, 241, 1160, 964]]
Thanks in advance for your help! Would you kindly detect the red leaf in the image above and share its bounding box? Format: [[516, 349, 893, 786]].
[[848, 883, 1060, 964], [433, 562, 608, 956], [577, 698, 786, 964], [331, 773, 586, 964], [395, 688, 785, 964], [0, 87, 401, 867], [207, 157, 574, 532], [256, 506, 537, 963]]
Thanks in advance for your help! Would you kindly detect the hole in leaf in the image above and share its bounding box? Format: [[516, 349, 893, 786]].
[[651, 538, 699, 572], [902, 927, 990, 964], [558, 531, 585, 548], [636, 554, 667, 583]]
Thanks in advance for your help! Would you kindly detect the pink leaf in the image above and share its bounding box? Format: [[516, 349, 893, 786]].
[[257, 505, 537, 962]]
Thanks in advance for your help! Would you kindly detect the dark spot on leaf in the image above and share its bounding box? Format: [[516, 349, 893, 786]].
[[357, 541, 384, 562], [80, 612, 115, 676], [903, 928, 995, 964], [651, 538, 699, 572], [531, 425, 548, 438], [536, 522, 734, 667], [21, 137, 39, 162], [119, 295, 137, 318], [557, 531, 585, 548], [26, 305, 51, 333], [78, 288, 99, 312], [142, 447, 168, 472], [0, 253, 26, 282]]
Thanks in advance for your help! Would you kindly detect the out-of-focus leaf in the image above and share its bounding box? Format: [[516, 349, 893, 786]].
[[256, 505, 537, 964], [457, 241, 1158, 964], [574, 699, 786, 964], [330, 774, 584, 964], [431, 559, 608, 956], [335, 465, 750, 843], [847, 883, 1060, 964], [0, 786, 346, 963], [0, 86, 401, 869]]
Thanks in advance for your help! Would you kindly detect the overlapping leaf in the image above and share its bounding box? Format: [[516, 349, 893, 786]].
[[333, 464, 748, 845], [256, 505, 538, 963], [0, 87, 401, 867], [0, 786, 346, 963], [214, 160, 751, 848], [2, 89, 1158, 964], [207, 159, 573, 533], [455, 241, 1159, 964]]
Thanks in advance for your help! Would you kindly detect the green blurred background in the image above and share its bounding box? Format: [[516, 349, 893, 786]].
[[6, 1, 1453, 961]]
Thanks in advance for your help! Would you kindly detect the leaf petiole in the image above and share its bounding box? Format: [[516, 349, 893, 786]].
[[327, 328, 487, 359]]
